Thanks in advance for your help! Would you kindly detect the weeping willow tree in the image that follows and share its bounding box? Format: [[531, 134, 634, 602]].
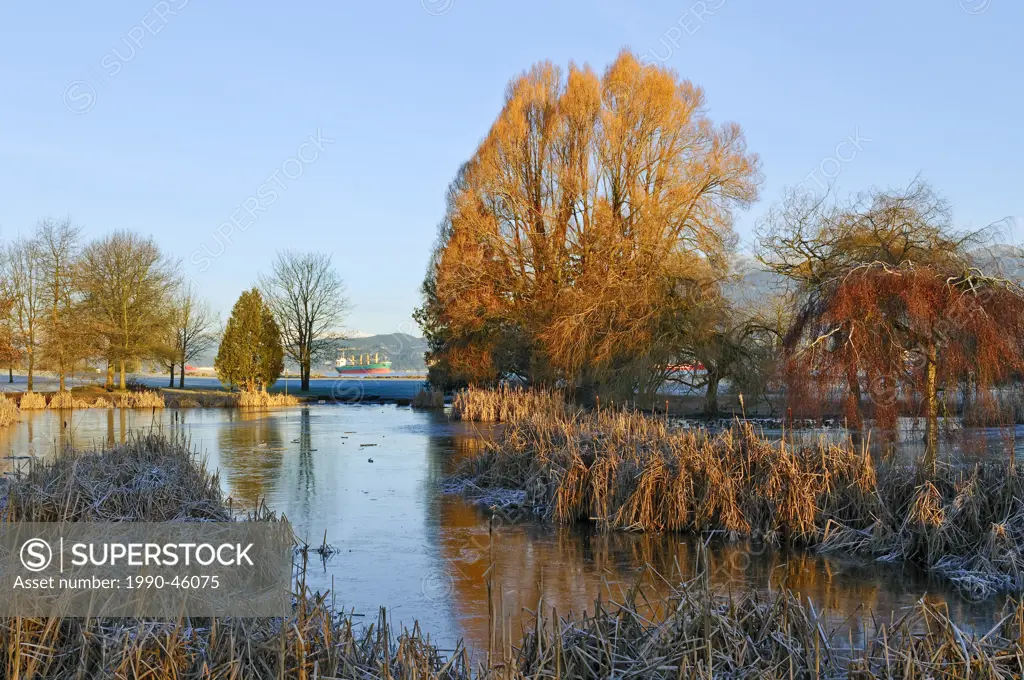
[[759, 181, 1024, 473], [418, 49, 761, 402]]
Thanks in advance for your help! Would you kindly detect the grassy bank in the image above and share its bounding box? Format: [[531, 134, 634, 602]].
[[11, 387, 302, 411], [448, 390, 1024, 600], [1, 435, 1023, 677]]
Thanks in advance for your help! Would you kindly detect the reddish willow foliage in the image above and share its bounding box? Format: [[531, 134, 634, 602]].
[[785, 262, 1024, 430]]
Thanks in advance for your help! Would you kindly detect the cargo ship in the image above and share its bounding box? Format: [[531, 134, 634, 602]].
[[335, 351, 392, 376]]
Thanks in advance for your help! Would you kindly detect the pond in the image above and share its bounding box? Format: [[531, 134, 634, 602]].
[[0, 405, 1011, 655]]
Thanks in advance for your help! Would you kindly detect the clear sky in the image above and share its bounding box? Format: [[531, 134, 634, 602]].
[[0, 1, 1020, 335]]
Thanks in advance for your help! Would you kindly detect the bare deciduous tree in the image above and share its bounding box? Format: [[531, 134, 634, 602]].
[[2, 237, 44, 390], [78, 231, 177, 389], [171, 282, 216, 388], [259, 251, 349, 391], [36, 217, 84, 391]]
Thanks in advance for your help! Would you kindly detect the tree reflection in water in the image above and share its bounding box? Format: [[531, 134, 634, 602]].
[[216, 408, 285, 509], [433, 494, 1009, 654]]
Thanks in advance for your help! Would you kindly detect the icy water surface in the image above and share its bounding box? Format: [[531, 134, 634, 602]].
[[0, 405, 1010, 653]]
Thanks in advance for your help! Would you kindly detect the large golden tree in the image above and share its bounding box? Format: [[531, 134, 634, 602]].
[[420, 50, 760, 399]]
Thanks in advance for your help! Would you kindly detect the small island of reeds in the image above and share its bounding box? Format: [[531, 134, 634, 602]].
[[447, 387, 1024, 601]]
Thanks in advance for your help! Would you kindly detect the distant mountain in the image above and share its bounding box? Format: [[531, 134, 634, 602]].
[[722, 254, 788, 306], [323, 333, 427, 373], [191, 332, 428, 374]]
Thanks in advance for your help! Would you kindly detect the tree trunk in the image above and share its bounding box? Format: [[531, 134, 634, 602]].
[[960, 376, 972, 421], [570, 368, 599, 407], [923, 343, 939, 477], [7, 367, 11, 384], [169, 363, 175, 387], [179, 368, 185, 389], [301, 361, 310, 392], [27, 351, 33, 391], [59, 367, 65, 392], [704, 372, 720, 416], [845, 359, 863, 428], [119, 361, 126, 390], [105, 362, 113, 390]]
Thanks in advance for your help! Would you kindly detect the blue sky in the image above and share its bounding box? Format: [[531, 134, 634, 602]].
[[0, 0, 1020, 335]]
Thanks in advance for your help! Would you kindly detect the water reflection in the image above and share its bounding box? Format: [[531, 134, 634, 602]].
[[0, 405, 1009, 653], [0, 407, 162, 469], [216, 410, 286, 507], [434, 497, 1007, 653], [776, 418, 1024, 463]]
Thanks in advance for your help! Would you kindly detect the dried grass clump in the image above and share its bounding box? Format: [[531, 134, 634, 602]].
[[456, 411, 874, 542], [412, 387, 445, 409], [5, 433, 229, 522], [0, 605, 474, 680], [450, 385, 566, 422], [236, 390, 300, 408], [510, 577, 1024, 679], [0, 394, 17, 427], [164, 392, 237, 408], [17, 391, 46, 410], [451, 390, 1024, 598], [3, 570, 1022, 680], [40, 390, 165, 410], [46, 390, 94, 410], [112, 390, 165, 409]]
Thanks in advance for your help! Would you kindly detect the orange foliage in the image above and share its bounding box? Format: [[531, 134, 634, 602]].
[[422, 50, 760, 396]]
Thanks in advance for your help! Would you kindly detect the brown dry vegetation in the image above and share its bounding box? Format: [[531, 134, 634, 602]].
[[46, 390, 100, 409], [507, 577, 1024, 680], [1, 434, 1022, 678], [412, 387, 446, 409], [235, 389, 301, 408], [451, 396, 1024, 599], [3, 434, 228, 522], [450, 385, 565, 422], [39, 389, 165, 410], [0, 395, 17, 428], [162, 391, 236, 408], [110, 390, 165, 409], [16, 391, 46, 410], [11, 388, 301, 410]]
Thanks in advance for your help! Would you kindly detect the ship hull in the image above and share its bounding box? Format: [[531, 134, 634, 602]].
[[336, 367, 392, 376], [335, 361, 392, 376]]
